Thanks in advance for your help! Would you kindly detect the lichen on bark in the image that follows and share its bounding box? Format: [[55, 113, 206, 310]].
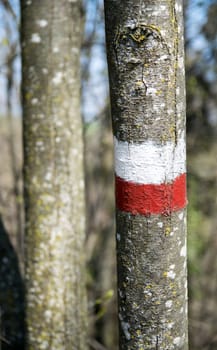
[[105, 0, 188, 349], [21, 1, 87, 349]]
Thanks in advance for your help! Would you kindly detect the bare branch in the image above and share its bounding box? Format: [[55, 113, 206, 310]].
[[0, 0, 17, 22], [0, 0, 19, 30]]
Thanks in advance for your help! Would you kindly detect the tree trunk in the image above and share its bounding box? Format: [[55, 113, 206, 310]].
[[21, 1, 87, 349], [104, 1, 188, 349]]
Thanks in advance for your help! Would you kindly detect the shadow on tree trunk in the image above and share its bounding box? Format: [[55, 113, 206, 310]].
[[0, 215, 25, 349]]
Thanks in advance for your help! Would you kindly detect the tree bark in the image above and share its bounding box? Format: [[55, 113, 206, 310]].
[[104, 1, 188, 349], [21, 1, 87, 349]]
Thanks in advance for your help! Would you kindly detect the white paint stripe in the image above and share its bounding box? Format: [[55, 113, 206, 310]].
[[114, 135, 186, 184]]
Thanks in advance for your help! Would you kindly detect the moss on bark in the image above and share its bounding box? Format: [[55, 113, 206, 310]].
[[105, 0, 188, 348], [21, 1, 87, 349]]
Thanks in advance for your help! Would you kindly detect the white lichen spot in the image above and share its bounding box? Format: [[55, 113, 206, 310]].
[[117, 233, 121, 241], [48, 298, 56, 308], [159, 54, 168, 61], [26, 0, 32, 4], [55, 137, 61, 143], [167, 322, 174, 329], [72, 149, 78, 156], [165, 300, 173, 308], [169, 264, 175, 270], [121, 321, 131, 340], [79, 180, 84, 189], [178, 26, 182, 37], [178, 57, 184, 71], [147, 87, 157, 95], [160, 29, 167, 37], [157, 222, 163, 228], [45, 172, 52, 182], [53, 47, 59, 53], [144, 289, 152, 297], [40, 341, 49, 350], [55, 120, 63, 127], [173, 337, 181, 346], [175, 3, 182, 13], [36, 141, 44, 148], [170, 231, 174, 236], [177, 102, 184, 113], [52, 72, 63, 85], [180, 307, 184, 313], [157, 5, 167, 12], [31, 33, 41, 43], [60, 192, 71, 204], [31, 98, 38, 105], [180, 245, 186, 257], [42, 68, 48, 75], [36, 19, 48, 27], [44, 310, 52, 321], [167, 270, 176, 279]]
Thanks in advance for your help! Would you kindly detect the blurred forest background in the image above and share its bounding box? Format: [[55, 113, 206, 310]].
[[0, 0, 217, 349]]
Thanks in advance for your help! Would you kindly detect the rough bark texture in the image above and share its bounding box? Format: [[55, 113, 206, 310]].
[[21, 1, 87, 349], [104, 1, 188, 349]]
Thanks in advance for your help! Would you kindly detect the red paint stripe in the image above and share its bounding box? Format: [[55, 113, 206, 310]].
[[115, 173, 187, 216]]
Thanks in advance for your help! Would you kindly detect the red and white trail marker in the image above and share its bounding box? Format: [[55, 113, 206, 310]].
[[114, 135, 187, 216]]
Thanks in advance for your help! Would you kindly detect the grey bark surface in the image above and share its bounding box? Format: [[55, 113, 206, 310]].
[[21, 1, 87, 349], [104, 0, 188, 349]]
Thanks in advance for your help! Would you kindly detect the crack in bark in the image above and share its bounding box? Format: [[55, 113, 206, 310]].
[[155, 335, 159, 350], [170, 0, 179, 145]]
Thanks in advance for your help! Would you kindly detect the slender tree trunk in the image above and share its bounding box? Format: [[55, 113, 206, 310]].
[[21, 1, 87, 349], [104, 1, 188, 349], [6, 43, 23, 259]]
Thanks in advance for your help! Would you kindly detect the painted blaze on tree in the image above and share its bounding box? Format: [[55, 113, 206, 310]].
[[105, 0, 188, 349]]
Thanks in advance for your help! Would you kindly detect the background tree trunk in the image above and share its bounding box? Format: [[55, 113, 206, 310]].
[[21, 1, 87, 349], [104, 0, 188, 349]]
